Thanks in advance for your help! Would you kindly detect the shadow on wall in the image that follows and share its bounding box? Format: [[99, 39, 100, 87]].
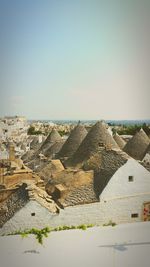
[[93, 169, 117, 198], [98, 241, 150, 251]]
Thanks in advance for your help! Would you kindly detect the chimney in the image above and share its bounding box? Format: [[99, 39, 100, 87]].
[[9, 144, 15, 161], [0, 166, 4, 184], [105, 144, 112, 151]]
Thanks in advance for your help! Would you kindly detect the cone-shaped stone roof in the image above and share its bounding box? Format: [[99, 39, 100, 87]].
[[145, 143, 150, 155], [39, 129, 61, 153], [30, 135, 46, 150], [67, 121, 119, 166], [141, 142, 150, 171], [123, 128, 150, 160], [57, 124, 87, 159], [21, 149, 35, 163], [113, 132, 126, 149], [44, 140, 65, 158], [83, 148, 130, 197]]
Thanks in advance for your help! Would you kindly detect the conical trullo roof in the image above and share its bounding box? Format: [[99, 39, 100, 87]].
[[30, 135, 46, 150], [145, 143, 150, 155], [142, 143, 150, 168], [83, 149, 130, 197], [39, 129, 61, 154], [113, 132, 126, 149], [44, 140, 65, 158], [21, 149, 35, 163], [67, 121, 119, 166], [123, 128, 150, 160], [57, 124, 88, 159]]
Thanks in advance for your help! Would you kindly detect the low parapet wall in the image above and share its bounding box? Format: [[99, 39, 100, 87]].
[[1, 193, 150, 235]]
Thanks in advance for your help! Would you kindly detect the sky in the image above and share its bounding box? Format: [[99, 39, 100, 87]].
[[0, 0, 150, 120]]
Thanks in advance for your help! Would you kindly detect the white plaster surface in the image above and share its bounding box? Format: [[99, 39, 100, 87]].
[[0, 221, 150, 267], [1, 192, 150, 235], [100, 159, 150, 200], [1, 159, 150, 235]]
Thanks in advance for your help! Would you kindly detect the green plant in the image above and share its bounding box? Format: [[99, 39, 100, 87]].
[[28, 126, 43, 135], [78, 224, 87, 230], [8, 224, 95, 245], [103, 220, 116, 227], [58, 130, 69, 136], [13, 227, 51, 245], [52, 224, 94, 232], [21, 232, 28, 238], [117, 123, 150, 136]]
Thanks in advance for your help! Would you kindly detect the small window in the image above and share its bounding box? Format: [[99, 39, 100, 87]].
[[131, 213, 139, 218], [98, 142, 104, 147], [31, 212, 35, 216], [128, 176, 134, 182]]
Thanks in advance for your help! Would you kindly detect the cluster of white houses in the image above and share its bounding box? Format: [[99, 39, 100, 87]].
[[0, 120, 150, 234]]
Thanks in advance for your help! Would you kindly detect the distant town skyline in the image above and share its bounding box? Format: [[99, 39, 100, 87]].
[[0, 1, 150, 120]]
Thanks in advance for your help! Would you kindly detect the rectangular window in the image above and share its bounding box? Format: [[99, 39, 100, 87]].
[[131, 213, 139, 218], [128, 176, 134, 182]]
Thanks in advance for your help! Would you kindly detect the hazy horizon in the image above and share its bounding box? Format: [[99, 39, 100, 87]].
[[1, 115, 150, 122], [1, 1, 150, 120]]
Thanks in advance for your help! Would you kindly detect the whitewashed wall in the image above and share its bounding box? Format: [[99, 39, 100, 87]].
[[0, 201, 56, 235], [1, 193, 150, 235], [100, 159, 150, 201], [0, 159, 150, 235]]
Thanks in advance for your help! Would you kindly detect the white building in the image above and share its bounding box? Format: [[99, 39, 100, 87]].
[[0, 141, 150, 233], [98, 158, 150, 223], [0, 116, 28, 142]]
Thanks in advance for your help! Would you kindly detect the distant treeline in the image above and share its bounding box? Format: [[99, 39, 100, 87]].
[[27, 126, 69, 136], [27, 126, 43, 135], [28, 123, 150, 137], [112, 123, 150, 136], [58, 130, 69, 136]]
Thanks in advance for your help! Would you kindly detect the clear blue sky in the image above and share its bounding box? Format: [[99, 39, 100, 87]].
[[0, 0, 150, 120]]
